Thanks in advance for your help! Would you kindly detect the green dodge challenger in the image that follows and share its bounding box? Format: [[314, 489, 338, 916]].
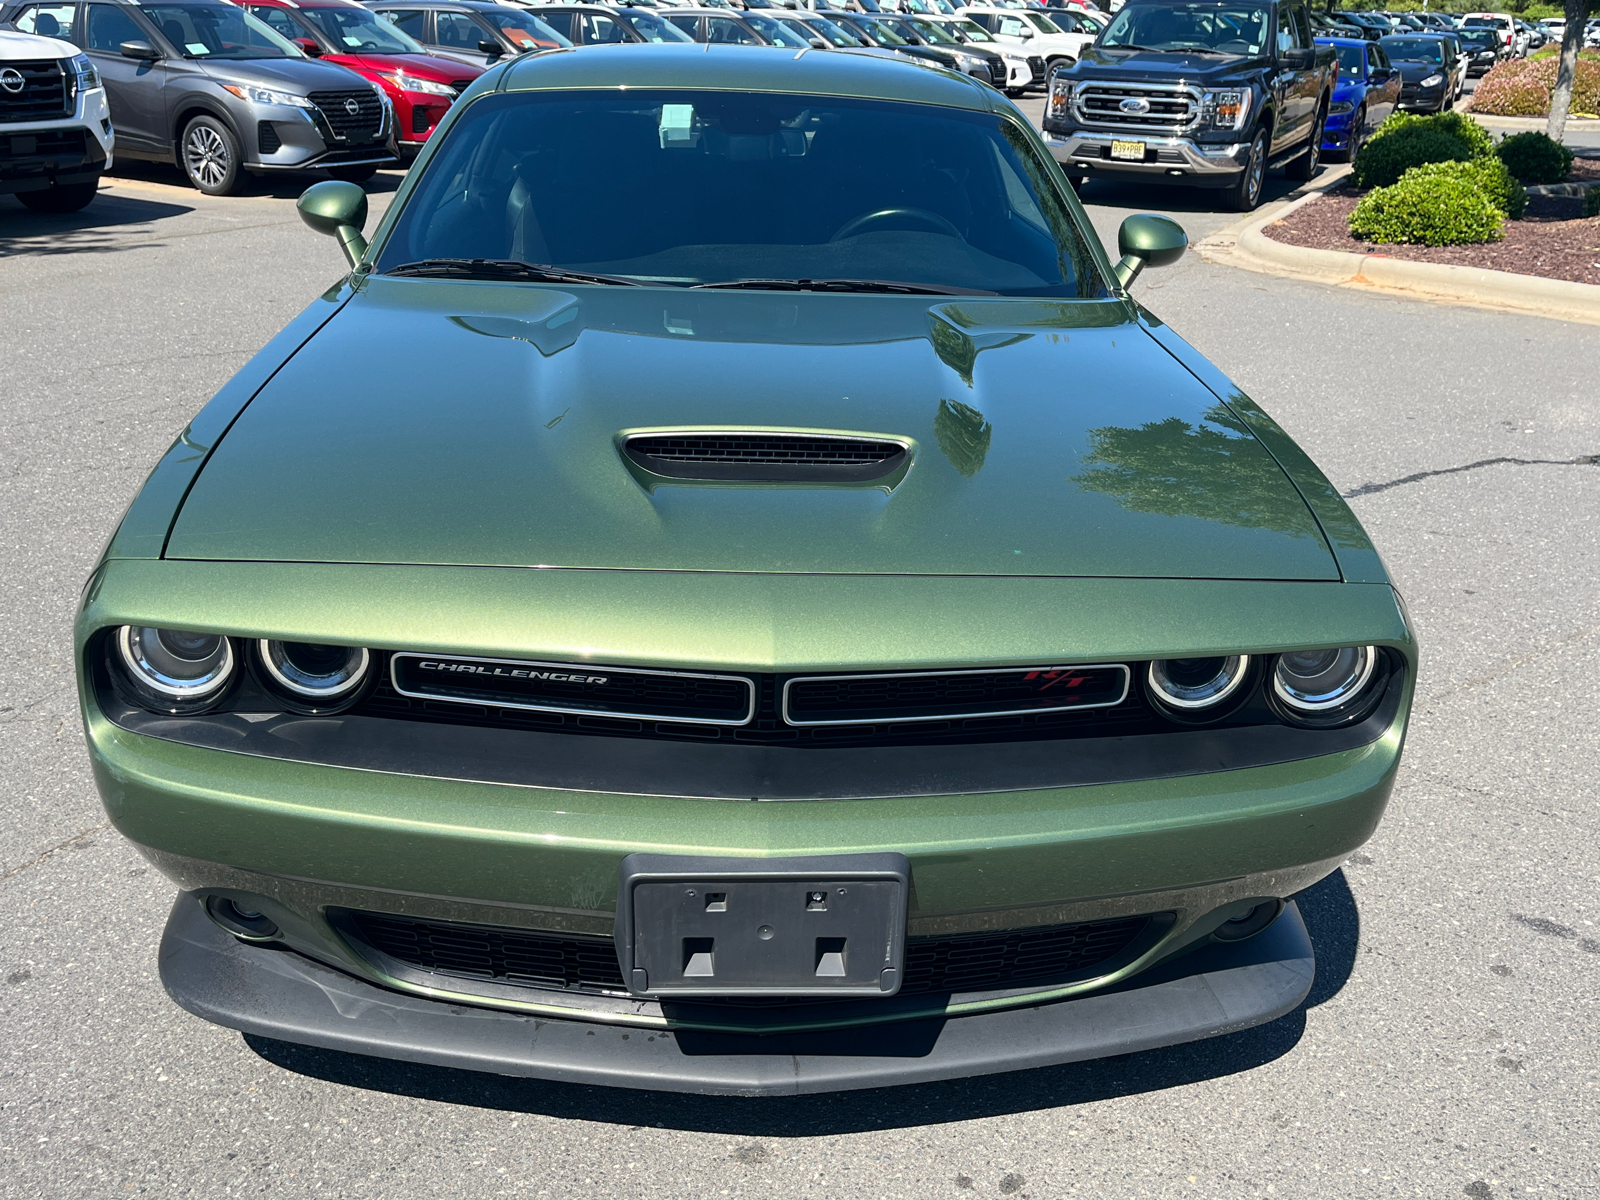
[[76, 45, 1414, 1095]]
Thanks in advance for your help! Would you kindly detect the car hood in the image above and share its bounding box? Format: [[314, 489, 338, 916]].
[[198, 55, 377, 92], [1392, 59, 1445, 79], [347, 50, 479, 79], [166, 282, 1339, 579], [1070, 46, 1265, 83]]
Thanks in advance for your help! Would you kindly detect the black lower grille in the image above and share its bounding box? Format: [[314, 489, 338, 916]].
[[1028, 55, 1046, 83], [308, 88, 383, 143], [785, 664, 1129, 726], [344, 910, 1155, 998], [624, 433, 906, 482], [411, 103, 430, 135], [0, 59, 70, 123], [257, 120, 281, 155]]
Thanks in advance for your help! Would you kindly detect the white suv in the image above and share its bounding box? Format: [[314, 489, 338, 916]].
[[956, 6, 1093, 74], [0, 28, 113, 212], [1462, 12, 1526, 56]]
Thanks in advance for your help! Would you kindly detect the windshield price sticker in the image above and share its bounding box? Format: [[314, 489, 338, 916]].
[[1111, 139, 1146, 161]]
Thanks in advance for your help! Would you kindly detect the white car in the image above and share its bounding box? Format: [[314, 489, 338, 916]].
[[955, 5, 1091, 74], [0, 28, 114, 213], [1462, 12, 1526, 56]]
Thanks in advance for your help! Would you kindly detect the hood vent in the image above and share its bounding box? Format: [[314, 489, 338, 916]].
[[622, 432, 907, 483]]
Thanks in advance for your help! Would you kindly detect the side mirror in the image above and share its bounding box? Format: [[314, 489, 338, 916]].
[[1113, 213, 1186, 288], [298, 180, 369, 268], [1281, 46, 1314, 68], [478, 39, 504, 58], [119, 38, 159, 59], [293, 37, 323, 57], [810, 35, 828, 46]]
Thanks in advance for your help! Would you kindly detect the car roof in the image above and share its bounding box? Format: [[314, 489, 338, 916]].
[[368, 0, 525, 8], [1314, 36, 1369, 48], [497, 41, 999, 110]]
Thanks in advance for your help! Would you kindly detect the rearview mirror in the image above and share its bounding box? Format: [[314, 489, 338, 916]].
[[478, 39, 503, 58], [1113, 213, 1187, 288], [119, 39, 159, 59], [298, 180, 369, 268]]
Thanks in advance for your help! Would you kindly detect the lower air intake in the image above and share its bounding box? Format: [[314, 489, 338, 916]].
[[623, 432, 907, 482]]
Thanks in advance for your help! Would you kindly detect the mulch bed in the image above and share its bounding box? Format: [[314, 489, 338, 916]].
[[1263, 184, 1600, 285]]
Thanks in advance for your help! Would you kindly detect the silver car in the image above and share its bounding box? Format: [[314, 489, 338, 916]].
[[1, 0, 394, 194]]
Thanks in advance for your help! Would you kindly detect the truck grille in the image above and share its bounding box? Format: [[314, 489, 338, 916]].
[[0, 59, 70, 123], [341, 909, 1156, 999], [308, 88, 383, 143], [1073, 82, 1201, 133]]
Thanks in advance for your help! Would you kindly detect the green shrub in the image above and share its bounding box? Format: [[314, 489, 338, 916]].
[[1348, 169, 1506, 246], [1496, 130, 1575, 184], [1367, 111, 1496, 159], [1584, 187, 1600, 218], [1353, 126, 1475, 189], [1404, 157, 1527, 220], [1470, 55, 1600, 116]]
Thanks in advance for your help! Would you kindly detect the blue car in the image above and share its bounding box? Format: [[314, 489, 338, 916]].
[[1317, 36, 1402, 162]]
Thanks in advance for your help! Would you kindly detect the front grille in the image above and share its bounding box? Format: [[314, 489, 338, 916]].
[[1028, 55, 1046, 82], [0, 127, 87, 179], [1074, 82, 1200, 133], [356, 657, 1177, 749], [390, 653, 756, 725], [784, 664, 1129, 726], [308, 88, 383, 143], [344, 910, 1155, 999], [257, 120, 281, 155], [449, 79, 475, 95], [0, 59, 70, 123], [623, 433, 907, 482]]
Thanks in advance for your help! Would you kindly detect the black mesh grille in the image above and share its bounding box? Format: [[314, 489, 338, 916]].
[[0, 60, 70, 123], [630, 434, 901, 466], [308, 88, 383, 142], [1028, 55, 1046, 82], [257, 120, 281, 155], [449, 79, 475, 95], [1076, 84, 1198, 131], [345, 910, 1154, 998], [786, 665, 1128, 725]]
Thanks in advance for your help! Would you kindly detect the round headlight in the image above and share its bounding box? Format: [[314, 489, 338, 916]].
[[1272, 646, 1376, 712], [258, 640, 371, 701], [1148, 655, 1251, 711], [116, 626, 235, 704]]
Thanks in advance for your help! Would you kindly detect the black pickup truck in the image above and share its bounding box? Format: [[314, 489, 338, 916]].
[[1039, 0, 1336, 211]]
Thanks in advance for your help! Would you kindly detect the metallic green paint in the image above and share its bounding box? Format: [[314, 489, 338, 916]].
[[1113, 214, 1189, 289], [163, 284, 1340, 580], [296, 181, 369, 268]]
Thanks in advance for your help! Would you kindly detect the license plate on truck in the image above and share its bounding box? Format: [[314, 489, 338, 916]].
[[615, 852, 909, 998], [1110, 139, 1146, 162]]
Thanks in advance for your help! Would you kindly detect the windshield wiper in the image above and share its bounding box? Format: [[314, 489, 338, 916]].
[[1103, 43, 1159, 51], [691, 278, 996, 296], [384, 259, 644, 286], [1169, 45, 1233, 55]]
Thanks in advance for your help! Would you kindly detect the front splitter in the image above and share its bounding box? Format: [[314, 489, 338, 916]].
[[158, 894, 1313, 1096]]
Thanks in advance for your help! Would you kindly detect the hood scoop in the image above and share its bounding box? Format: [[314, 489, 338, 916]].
[[621, 431, 909, 484]]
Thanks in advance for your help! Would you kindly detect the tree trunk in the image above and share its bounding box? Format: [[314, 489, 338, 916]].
[[1547, 0, 1592, 141]]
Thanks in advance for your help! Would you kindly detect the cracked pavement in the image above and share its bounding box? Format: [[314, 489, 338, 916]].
[[2, 156, 1598, 1200]]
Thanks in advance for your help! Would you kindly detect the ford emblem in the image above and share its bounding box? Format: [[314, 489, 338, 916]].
[[344, 97, 362, 116], [1119, 97, 1151, 114], [0, 68, 25, 95]]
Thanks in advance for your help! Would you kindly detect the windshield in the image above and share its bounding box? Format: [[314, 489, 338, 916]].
[[378, 90, 1104, 298], [488, 9, 570, 49], [744, 13, 811, 45], [1382, 37, 1443, 61], [1025, 13, 1062, 34], [1457, 29, 1497, 46], [802, 15, 860, 45], [953, 17, 992, 40], [854, 16, 910, 44], [1100, 2, 1270, 54], [300, 5, 422, 53], [1334, 44, 1365, 75], [909, 17, 961, 43], [615, 10, 694, 41], [143, 3, 302, 58], [1463, 17, 1498, 27]]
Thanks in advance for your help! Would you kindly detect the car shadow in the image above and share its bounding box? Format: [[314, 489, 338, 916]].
[[1077, 171, 1316, 214], [0, 187, 193, 255], [243, 870, 1359, 1134], [102, 159, 408, 200]]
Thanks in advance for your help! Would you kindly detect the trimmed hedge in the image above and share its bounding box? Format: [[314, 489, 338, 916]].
[[1470, 55, 1600, 117], [1368, 111, 1497, 160], [1349, 167, 1507, 246], [1352, 126, 1475, 189], [1496, 131, 1575, 184], [1404, 157, 1526, 220]]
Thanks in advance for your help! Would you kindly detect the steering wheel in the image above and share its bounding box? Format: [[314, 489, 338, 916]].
[[829, 207, 964, 243]]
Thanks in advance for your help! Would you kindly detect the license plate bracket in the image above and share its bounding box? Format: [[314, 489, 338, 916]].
[[615, 852, 909, 998], [1110, 139, 1147, 162]]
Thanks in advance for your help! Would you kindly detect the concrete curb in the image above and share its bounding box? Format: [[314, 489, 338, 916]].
[[1195, 169, 1600, 328]]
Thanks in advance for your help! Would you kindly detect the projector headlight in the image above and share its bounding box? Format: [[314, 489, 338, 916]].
[[257, 640, 372, 703], [1147, 655, 1252, 719], [116, 626, 236, 711]]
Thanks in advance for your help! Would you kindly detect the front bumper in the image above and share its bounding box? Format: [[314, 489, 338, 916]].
[[1398, 86, 1445, 111], [1042, 129, 1250, 186], [245, 98, 396, 172], [0, 85, 114, 196], [160, 890, 1315, 1095]]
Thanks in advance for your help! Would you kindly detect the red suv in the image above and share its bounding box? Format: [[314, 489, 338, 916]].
[[234, 0, 481, 160]]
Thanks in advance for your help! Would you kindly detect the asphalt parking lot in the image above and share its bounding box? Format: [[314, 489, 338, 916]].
[[2, 118, 1598, 1198]]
